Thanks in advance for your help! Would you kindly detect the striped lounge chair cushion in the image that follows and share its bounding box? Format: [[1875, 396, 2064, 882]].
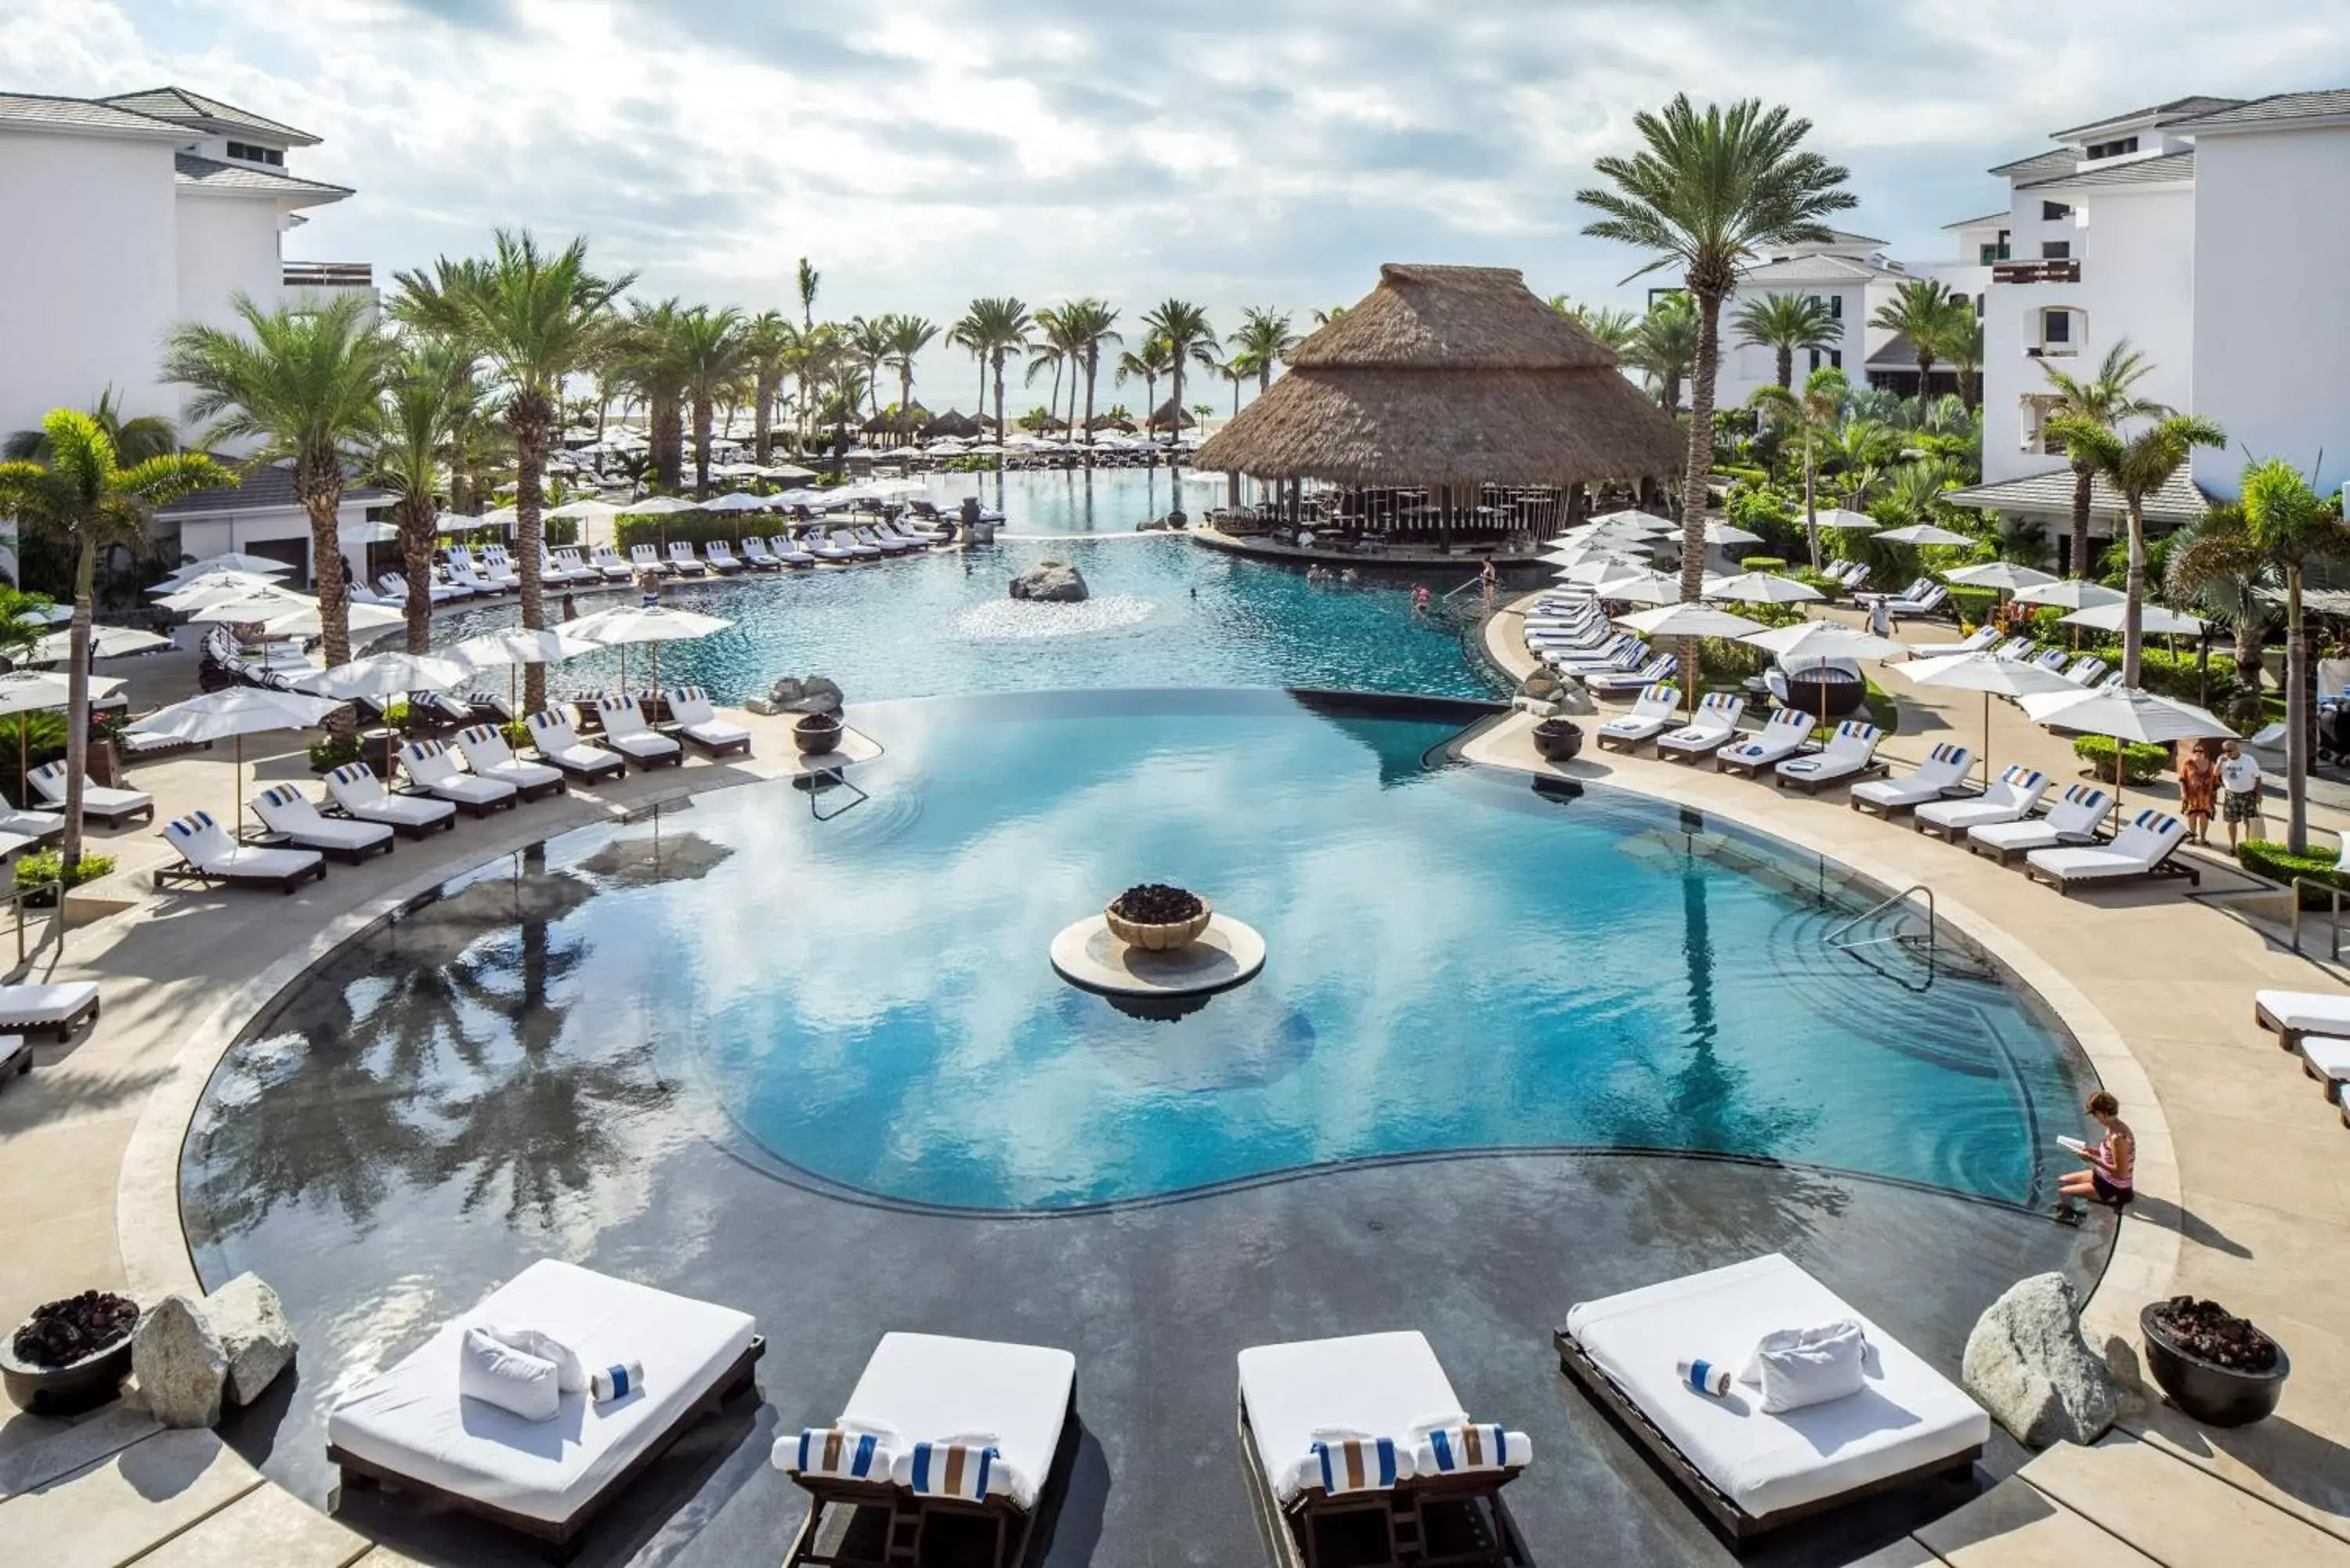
[[1415, 1423, 1527, 1476], [256, 785, 304, 811], [1311, 1435, 1405, 1495], [786, 1425, 892, 1481], [900, 1440, 999, 1500], [1928, 742, 1966, 766], [1999, 765, 2043, 792]]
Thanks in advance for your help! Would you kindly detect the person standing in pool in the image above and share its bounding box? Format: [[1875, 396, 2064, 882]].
[[1480, 558, 1498, 604], [2058, 1091, 2134, 1209]]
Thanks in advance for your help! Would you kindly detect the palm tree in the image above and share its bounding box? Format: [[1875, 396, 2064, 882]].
[[3, 388, 176, 467], [1733, 292, 1841, 390], [395, 231, 630, 710], [163, 291, 394, 730], [0, 410, 226, 869], [2041, 341, 2165, 578], [1115, 336, 1172, 441], [1024, 305, 1072, 426], [371, 341, 470, 652], [1824, 414, 1903, 507], [673, 306, 748, 497], [794, 257, 819, 331], [1549, 299, 1639, 354], [1219, 358, 1254, 417], [949, 298, 1033, 446], [2164, 500, 2276, 706], [743, 311, 794, 462], [1057, 298, 1121, 458], [845, 316, 894, 420], [1310, 305, 1348, 326], [2046, 412, 2225, 685], [1937, 309, 1985, 409], [1227, 307, 1298, 395], [884, 314, 939, 428], [1140, 299, 1218, 450], [1748, 366, 1847, 565], [1581, 95, 1854, 632], [1869, 279, 1962, 403], [1625, 295, 1700, 412], [606, 298, 689, 492]]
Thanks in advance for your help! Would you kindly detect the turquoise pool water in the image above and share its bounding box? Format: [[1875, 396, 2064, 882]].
[[434, 471, 1499, 703], [184, 692, 2092, 1222]]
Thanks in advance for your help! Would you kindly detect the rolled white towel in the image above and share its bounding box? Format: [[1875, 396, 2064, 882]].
[[1676, 1357, 1732, 1397], [591, 1360, 645, 1402]]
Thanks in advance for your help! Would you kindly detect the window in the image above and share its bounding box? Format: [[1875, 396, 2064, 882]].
[[2085, 135, 2140, 160], [224, 139, 284, 167], [1828, 349, 1842, 370], [1975, 293, 1986, 317], [2041, 240, 2072, 259], [1828, 294, 1842, 320], [2041, 201, 2073, 222], [2044, 309, 2072, 344]]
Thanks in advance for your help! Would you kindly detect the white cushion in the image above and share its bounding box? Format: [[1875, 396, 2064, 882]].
[[1238, 1331, 1462, 1505], [0, 981, 98, 1026], [1740, 1320, 1869, 1414], [460, 1326, 561, 1422], [833, 1332, 1073, 1511], [2298, 1035, 2350, 1082], [2256, 991, 2350, 1035], [483, 1325, 588, 1394]]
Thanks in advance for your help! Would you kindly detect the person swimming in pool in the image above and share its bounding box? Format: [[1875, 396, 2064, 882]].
[[2057, 1090, 2134, 1211], [1412, 583, 1430, 614]]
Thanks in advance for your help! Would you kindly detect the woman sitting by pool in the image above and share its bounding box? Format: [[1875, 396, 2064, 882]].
[[2057, 1091, 2134, 1210]]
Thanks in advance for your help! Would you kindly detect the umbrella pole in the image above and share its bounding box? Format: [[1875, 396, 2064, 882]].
[[1983, 691, 1992, 789]]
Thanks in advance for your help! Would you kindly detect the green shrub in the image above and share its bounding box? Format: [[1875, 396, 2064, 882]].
[[1739, 555, 1788, 573], [500, 720, 531, 750], [308, 735, 365, 773], [2072, 735, 2167, 783], [2236, 840, 2348, 907], [14, 849, 115, 897], [613, 510, 774, 553], [1947, 585, 2001, 629]]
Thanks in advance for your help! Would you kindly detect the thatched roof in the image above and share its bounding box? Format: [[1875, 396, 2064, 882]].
[[1148, 398, 1198, 431], [923, 409, 982, 438], [1195, 263, 1683, 486]]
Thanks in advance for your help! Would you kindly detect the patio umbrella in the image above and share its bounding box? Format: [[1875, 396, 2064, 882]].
[[293, 650, 471, 700], [624, 495, 699, 517], [246, 598, 405, 639], [179, 584, 316, 622], [704, 491, 776, 513], [1585, 508, 1676, 531], [1553, 552, 1651, 586], [2018, 685, 2237, 807], [559, 603, 733, 694], [2012, 580, 2124, 611], [1945, 561, 2057, 594], [1875, 523, 1974, 547], [126, 686, 343, 827], [2057, 602, 2207, 637], [1811, 507, 1878, 536], [1702, 571, 1822, 605], [22, 625, 172, 663], [1890, 650, 2081, 786], [1589, 568, 1684, 606], [155, 572, 292, 610], [0, 669, 127, 789], [154, 553, 295, 587], [1615, 603, 1766, 640], [1741, 621, 1911, 663], [448, 627, 577, 715]]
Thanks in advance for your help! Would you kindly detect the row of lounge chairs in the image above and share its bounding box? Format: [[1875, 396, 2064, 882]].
[[0, 977, 105, 1100], [2252, 992, 2350, 1129], [1519, 599, 1679, 695], [321, 1248, 1986, 1563]]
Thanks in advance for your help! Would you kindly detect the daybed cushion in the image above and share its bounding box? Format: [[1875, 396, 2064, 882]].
[[461, 1325, 562, 1422], [1238, 1330, 1463, 1505], [0, 981, 98, 1025], [1741, 1320, 1870, 1414], [2299, 1035, 2350, 1082], [2256, 990, 2350, 1036], [2026, 847, 2142, 880], [327, 1259, 755, 1525], [831, 1331, 1073, 1510], [1563, 1253, 1987, 1519]]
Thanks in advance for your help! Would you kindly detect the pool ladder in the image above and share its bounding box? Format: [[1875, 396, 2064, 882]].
[[1824, 883, 1935, 954]]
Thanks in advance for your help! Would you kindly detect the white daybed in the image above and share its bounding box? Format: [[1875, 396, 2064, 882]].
[[0, 980, 99, 1039]]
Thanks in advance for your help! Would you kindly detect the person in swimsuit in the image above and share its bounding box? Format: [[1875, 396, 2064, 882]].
[[2177, 741, 2218, 844], [2058, 1091, 2135, 1209]]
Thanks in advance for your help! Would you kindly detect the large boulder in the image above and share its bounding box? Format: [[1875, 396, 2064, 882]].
[[205, 1273, 295, 1407], [761, 675, 844, 715], [1009, 560, 1088, 602], [1961, 1273, 2124, 1447], [130, 1294, 226, 1429], [1542, 674, 1597, 717]]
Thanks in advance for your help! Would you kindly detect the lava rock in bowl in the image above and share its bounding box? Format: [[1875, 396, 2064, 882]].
[[1104, 883, 1213, 951], [2140, 1295, 2289, 1427], [794, 711, 844, 757], [3, 1290, 140, 1415]]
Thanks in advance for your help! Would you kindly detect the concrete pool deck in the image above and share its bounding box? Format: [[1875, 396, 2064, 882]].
[[0, 616, 2345, 1565]]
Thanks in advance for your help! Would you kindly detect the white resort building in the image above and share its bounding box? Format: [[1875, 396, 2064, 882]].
[[0, 85, 381, 577], [1712, 231, 1929, 411]]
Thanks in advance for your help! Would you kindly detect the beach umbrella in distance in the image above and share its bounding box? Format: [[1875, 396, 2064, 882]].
[[1615, 603, 1767, 639], [154, 553, 295, 587], [21, 624, 171, 663], [1811, 507, 1878, 535], [234, 597, 405, 639], [559, 602, 733, 693], [449, 627, 577, 715], [126, 685, 343, 826], [292, 650, 470, 700], [2019, 684, 2236, 807], [2012, 579, 2124, 611], [1589, 567, 1684, 606], [2057, 601, 2207, 636], [1584, 508, 1676, 531], [1741, 621, 1911, 663], [1945, 561, 2057, 594], [1875, 522, 1974, 547], [178, 583, 316, 621], [0, 669, 126, 786], [1890, 649, 2081, 785], [1702, 571, 1822, 605], [154, 571, 291, 610], [704, 491, 776, 513]]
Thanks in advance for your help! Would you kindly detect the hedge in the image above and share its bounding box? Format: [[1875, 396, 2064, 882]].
[[2072, 735, 2167, 783], [2237, 840, 2348, 908], [614, 511, 776, 552], [1738, 555, 1788, 573]]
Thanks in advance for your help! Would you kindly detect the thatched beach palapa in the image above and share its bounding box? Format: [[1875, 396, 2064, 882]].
[[1195, 263, 1682, 488], [922, 408, 983, 439]]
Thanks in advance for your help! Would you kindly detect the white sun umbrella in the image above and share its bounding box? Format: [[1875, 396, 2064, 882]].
[[559, 602, 732, 694], [1591, 567, 1686, 605], [154, 570, 290, 610], [127, 685, 345, 827], [1741, 621, 1912, 663], [1891, 650, 2082, 785], [765, 464, 818, 481], [0, 669, 127, 785], [1945, 561, 2057, 593], [623, 495, 698, 516], [1875, 522, 1974, 547], [2056, 600, 2207, 636], [23, 624, 172, 663], [1694, 519, 1764, 547], [1811, 507, 1878, 536], [1703, 570, 1822, 605], [545, 497, 623, 521], [1585, 508, 1676, 532], [2019, 684, 2236, 807], [2011, 578, 2124, 612], [704, 491, 776, 513], [1615, 602, 1766, 638], [154, 553, 296, 587], [179, 583, 317, 622], [441, 627, 577, 716], [245, 598, 405, 639], [292, 650, 471, 700], [477, 505, 518, 530]]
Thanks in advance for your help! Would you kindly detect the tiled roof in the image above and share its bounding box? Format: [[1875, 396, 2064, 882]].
[[0, 92, 187, 138], [1820, 227, 1889, 247], [1866, 331, 1925, 370], [1737, 253, 1896, 287], [97, 85, 318, 145], [157, 459, 389, 518], [1941, 211, 2011, 230], [2021, 150, 2196, 190], [174, 152, 351, 198], [1989, 147, 2077, 182], [2167, 89, 2350, 130], [1946, 468, 2211, 526], [2052, 95, 2246, 138]]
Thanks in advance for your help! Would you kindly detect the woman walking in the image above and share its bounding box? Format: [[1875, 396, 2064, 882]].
[[2177, 740, 2218, 844]]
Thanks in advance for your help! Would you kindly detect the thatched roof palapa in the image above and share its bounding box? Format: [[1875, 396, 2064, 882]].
[[1148, 398, 1198, 431], [923, 409, 982, 439], [1195, 263, 1683, 487]]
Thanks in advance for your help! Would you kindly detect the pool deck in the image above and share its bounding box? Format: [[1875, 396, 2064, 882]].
[[0, 609, 2345, 1565]]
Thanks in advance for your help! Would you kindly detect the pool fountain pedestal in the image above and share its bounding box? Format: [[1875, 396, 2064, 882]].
[[1050, 912, 1265, 1001]]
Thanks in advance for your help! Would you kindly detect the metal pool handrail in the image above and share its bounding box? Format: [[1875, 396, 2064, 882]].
[[1825, 882, 1935, 953]]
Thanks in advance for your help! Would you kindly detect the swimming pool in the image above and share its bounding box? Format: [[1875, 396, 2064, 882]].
[[435, 471, 1499, 703], [182, 691, 2093, 1238]]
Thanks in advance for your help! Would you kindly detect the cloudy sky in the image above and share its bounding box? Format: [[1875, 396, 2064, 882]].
[[8, 0, 2346, 405]]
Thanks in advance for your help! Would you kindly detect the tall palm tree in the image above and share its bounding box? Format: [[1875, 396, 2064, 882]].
[[2163, 500, 2275, 706], [1227, 307, 1298, 394], [607, 298, 689, 492], [743, 311, 794, 462], [3, 388, 176, 467], [1058, 298, 1121, 458], [1868, 278, 1962, 403], [0, 410, 226, 869], [1220, 358, 1254, 417], [1748, 366, 1848, 565], [1548, 299, 1639, 354], [2046, 412, 2225, 685], [885, 314, 940, 427], [674, 306, 748, 497], [2041, 341, 2164, 578], [1625, 294, 1700, 412], [370, 341, 470, 652], [395, 231, 630, 710], [1024, 305, 1072, 426], [1733, 292, 1840, 390], [950, 298, 1033, 446], [846, 316, 893, 419], [1581, 95, 1854, 635], [1937, 309, 1984, 409], [1140, 300, 1218, 447], [1115, 336, 1172, 439], [794, 257, 819, 331], [164, 291, 395, 731]]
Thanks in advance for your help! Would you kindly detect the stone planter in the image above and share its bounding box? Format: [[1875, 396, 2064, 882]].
[[1531, 719, 1584, 764], [2, 1322, 136, 1416], [1104, 896, 1214, 952], [794, 712, 844, 756], [2141, 1302, 2289, 1427]]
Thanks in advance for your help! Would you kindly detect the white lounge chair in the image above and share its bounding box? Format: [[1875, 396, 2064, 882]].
[[740, 537, 781, 570], [398, 739, 520, 816], [478, 544, 524, 589], [704, 540, 747, 574], [526, 710, 624, 782], [1885, 583, 1947, 620], [591, 545, 634, 582], [26, 761, 153, 827], [1914, 764, 2049, 841], [2064, 655, 2109, 685], [1856, 576, 1929, 608], [661, 687, 751, 757], [593, 697, 683, 768], [1716, 709, 1814, 776], [251, 783, 396, 863], [1966, 782, 2111, 864], [465, 690, 518, 724], [1953, 625, 2001, 654], [443, 546, 499, 594], [1849, 742, 1972, 817], [329, 1259, 761, 1556], [0, 980, 99, 1039], [1657, 692, 1745, 762], [1238, 1331, 1531, 1568], [2025, 807, 2197, 893], [323, 762, 457, 837], [769, 533, 818, 568], [1585, 654, 1677, 695], [0, 807, 64, 845], [1774, 721, 1883, 793], [667, 541, 707, 576], [630, 543, 667, 577], [454, 724, 567, 800], [833, 529, 882, 559], [157, 809, 327, 895], [2254, 990, 2350, 1049], [2287, 1031, 2350, 1097], [1837, 561, 1871, 589], [1559, 1252, 1988, 1541], [778, 1332, 1074, 1568], [1990, 636, 2034, 661], [805, 531, 854, 563], [1595, 683, 1681, 753]]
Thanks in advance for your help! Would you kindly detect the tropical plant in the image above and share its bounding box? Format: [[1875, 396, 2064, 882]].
[[1139, 299, 1219, 444], [1548, 298, 1640, 354], [2041, 341, 2166, 578], [1625, 294, 1700, 412], [1310, 305, 1348, 326], [884, 314, 939, 429], [743, 310, 794, 461], [1115, 335, 1173, 439], [674, 305, 748, 497], [1824, 414, 1903, 505], [1228, 307, 1299, 394], [1936, 309, 1984, 409], [2045, 412, 2225, 685], [0, 410, 227, 869], [2163, 500, 2276, 709], [845, 315, 893, 419], [370, 341, 472, 652], [2, 388, 175, 468], [949, 297, 1034, 446], [794, 257, 819, 331], [1579, 94, 1856, 630], [163, 291, 394, 733], [1024, 306, 1076, 427], [1056, 298, 1121, 458], [1868, 278, 1965, 403], [1733, 293, 1840, 390], [1748, 366, 1848, 565]]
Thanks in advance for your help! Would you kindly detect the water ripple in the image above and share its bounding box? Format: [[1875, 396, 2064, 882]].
[[952, 594, 1159, 641]]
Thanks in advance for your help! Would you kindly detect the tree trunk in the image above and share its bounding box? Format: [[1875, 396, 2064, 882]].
[[692, 395, 712, 500], [991, 351, 1006, 450], [401, 493, 436, 655], [513, 394, 551, 712], [900, 363, 914, 426], [303, 471, 355, 742], [2233, 612, 2265, 700], [59, 537, 94, 873], [1681, 284, 1725, 715], [974, 358, 985, 421], [1082, 350, 1098, 464], [754, 374, 776, 463], [2287, 568, 2308, 853], [2120, 503, 2146, 686], [2069, 464, 2092, 578], [1775, 344, 1792, 390], [1802, 443, 1820, 569]]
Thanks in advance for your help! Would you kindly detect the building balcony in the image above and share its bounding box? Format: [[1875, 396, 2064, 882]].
[[1992, 258, 2081, 285], [283, 261, 372, 288]]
